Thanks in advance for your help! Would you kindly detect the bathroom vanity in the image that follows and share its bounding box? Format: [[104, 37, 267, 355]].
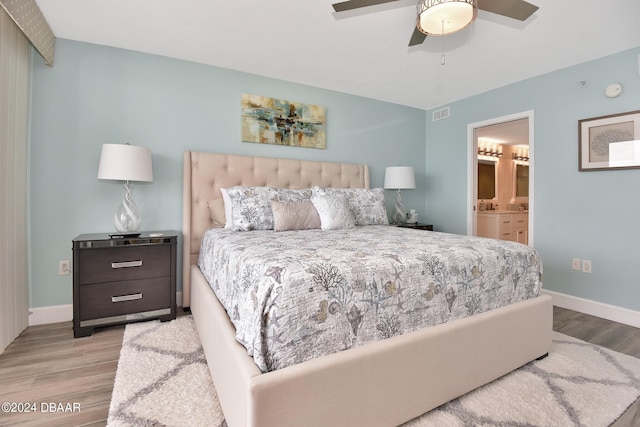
[[477, 211, 528, 245]]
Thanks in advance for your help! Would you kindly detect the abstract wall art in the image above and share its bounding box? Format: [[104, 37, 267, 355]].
[[241, 94, 326, 149]]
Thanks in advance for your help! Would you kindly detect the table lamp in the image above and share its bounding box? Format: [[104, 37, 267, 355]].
[[384, 166, 415, 224], [97, 143, 153, 235]]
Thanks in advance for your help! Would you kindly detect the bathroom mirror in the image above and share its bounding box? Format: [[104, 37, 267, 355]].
[[514, 164, 529, 198], [478, 161, 496, 199]]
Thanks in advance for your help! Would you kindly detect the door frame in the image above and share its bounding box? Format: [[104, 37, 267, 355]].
[[466, 110, 535, 246]]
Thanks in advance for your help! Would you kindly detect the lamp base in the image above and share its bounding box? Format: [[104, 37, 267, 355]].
[[114, 181, 141, 233], [392, 189, 407, 225]]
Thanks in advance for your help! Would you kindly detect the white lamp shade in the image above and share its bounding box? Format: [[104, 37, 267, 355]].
[[384, 166, 416, 190], [98, 144, 153, 182]]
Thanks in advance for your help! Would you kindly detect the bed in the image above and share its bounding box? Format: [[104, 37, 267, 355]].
[[182, 151, 552, 427]]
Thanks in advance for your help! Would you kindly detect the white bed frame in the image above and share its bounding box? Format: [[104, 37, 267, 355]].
[[182, 151, 553, 427]]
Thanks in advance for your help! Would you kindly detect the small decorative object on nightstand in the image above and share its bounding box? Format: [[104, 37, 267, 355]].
[[397, 222, 433, 231], [72, 231, 178, 337], [406, 209, 418, 224]]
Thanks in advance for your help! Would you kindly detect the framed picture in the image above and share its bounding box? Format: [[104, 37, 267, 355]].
[[578, 110, 640, 171], [241, 94, 326, 149]]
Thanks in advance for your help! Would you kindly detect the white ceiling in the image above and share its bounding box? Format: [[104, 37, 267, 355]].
[[35, 0, 640, 111]]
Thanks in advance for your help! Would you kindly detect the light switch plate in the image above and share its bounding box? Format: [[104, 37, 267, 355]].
[[571, 258, 581, 271]]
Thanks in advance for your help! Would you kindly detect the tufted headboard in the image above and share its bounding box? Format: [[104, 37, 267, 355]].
[[182, 151, 370, 306]]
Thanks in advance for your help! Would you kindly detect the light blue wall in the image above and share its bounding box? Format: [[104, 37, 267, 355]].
[[29, 39, 426, 308], [30, 39, 639, 313], [426, 47, 640, 311]]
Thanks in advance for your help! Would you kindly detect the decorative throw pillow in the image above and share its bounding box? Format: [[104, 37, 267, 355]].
[[222, 187, 315, 231], [272, 188, 313, 203], [272, 201, 321, 231], [310, 193, 356, 231], [314, 187, 388, 226], [224, 186, 275, 231]]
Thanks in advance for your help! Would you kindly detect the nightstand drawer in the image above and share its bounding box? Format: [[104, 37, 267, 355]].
[[80, 278, 171, 320], [78, 245, 170, 284]]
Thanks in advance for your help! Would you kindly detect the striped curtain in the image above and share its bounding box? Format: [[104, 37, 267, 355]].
[[0, 6, 30, 353]]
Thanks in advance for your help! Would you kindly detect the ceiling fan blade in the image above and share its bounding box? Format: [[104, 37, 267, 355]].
[[332, 0, 402, 13], [408, 27, 427, 46], [477, 0, 539, 21]]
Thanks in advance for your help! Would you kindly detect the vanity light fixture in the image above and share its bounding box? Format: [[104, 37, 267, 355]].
[[384, 166, 416, 224], [477, 141, 502, 162], [512, 151, 529, 162], [97, 143, 153, 235], [512, 146, 530, 165]]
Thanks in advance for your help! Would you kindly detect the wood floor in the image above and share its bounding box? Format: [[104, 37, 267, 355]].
[[1, 306, 639, 426]]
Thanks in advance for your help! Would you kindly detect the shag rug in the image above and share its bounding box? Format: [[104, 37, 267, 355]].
[[107, 316, 640, 427]]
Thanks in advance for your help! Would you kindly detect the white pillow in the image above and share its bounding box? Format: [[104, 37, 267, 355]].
[[310, 193, 356, 231], [220, 188, 233, 229]]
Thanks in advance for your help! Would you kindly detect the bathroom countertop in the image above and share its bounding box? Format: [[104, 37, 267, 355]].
[[478, 210, 528, 214]]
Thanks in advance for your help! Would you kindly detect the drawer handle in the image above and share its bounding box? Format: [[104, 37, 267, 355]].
[[111, 260, 143, 269], [112, 293, 143, 303]]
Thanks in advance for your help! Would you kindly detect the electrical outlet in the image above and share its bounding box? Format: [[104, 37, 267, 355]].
[[582, 260, 592, 274], [59, 260, 70, 275], [571, 258, 581, 271]]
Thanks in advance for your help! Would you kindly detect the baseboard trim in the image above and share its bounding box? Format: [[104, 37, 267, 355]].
[[543, 289, 640, 328], [29, 304, 72, 326], [30, 291, 637, 329], [29, 292, 184, 326]]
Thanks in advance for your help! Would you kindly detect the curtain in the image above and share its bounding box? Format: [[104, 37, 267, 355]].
[[0, 6, 30, 353]]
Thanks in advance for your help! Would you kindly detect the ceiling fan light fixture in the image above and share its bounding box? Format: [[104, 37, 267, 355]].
[[417, 0, 478, 35]]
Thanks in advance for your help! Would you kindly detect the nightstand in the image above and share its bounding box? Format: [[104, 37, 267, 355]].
[[72, 231, 178, 337], [397, 223, 434, 231]]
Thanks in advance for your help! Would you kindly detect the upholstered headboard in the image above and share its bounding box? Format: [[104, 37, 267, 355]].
[[182, 151, 370, 306]]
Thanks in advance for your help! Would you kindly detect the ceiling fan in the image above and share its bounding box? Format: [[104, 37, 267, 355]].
[[332, 0, 539, 46]]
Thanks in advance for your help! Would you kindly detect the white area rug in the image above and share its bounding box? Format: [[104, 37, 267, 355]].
[[107, 316, 640, 427]]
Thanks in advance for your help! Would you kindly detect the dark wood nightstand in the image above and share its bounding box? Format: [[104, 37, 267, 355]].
[[72, 231, 178, 337], [397, 223, 434, 231]]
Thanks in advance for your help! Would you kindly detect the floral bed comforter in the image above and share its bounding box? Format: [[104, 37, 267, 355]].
[[198, 226, 543, 373]]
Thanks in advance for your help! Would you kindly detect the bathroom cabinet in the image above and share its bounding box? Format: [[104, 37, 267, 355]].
[[477, 211, 528, 245]]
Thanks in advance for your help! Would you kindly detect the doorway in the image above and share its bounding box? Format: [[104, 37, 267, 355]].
[[466, 111, 534, 246]]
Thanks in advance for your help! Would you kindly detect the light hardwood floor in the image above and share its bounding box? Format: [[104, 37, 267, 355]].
[[1, 306, 639, 426]]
